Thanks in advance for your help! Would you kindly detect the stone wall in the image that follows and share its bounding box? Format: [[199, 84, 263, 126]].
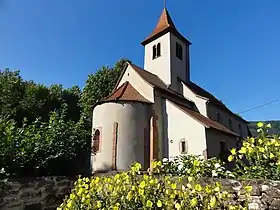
[[0, 177, 74, 210], [1, 175, 280, 210], [199, 178, 280, 210]]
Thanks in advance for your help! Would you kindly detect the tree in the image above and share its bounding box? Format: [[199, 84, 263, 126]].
[[80, 58, 130, 119]]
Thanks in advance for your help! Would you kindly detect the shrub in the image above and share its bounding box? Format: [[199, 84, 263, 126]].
[[228, 122, 280, 180], [153, 155, 235, 179], [0, 108, 91, 178], [59, 163, 250, 210]]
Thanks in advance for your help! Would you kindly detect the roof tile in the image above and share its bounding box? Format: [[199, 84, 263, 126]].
[[103, 81, 152, 103]]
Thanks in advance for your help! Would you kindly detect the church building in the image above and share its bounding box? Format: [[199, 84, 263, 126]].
[[91, 8, 249, 172]]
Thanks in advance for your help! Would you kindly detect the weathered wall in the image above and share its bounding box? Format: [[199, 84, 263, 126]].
[[0, 177, 74, 210], [199, 178, 280, 210], [1, 175, 280, 210]]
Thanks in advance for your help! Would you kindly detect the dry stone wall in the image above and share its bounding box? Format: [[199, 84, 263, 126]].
[[1, 175, 280, 209], [0, 177, 74, 210]]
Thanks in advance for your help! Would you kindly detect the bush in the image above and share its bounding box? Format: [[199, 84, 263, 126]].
[[59, 163, 251, 210], [228, 122, 280, 180], [0, 108, 91, 178], [153, 155, 235, 179]]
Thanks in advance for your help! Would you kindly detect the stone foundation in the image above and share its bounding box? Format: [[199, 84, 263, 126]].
[[0, 177, 74, 210], [1, 176, 280, 209]]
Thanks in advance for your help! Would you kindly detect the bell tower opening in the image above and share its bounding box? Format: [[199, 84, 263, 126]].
[[142, 7, 192, 91]]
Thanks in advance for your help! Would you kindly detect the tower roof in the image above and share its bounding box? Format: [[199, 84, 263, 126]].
[[141, 8, 191, 46]]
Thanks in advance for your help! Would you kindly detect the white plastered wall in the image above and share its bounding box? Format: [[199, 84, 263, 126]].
[[165, 99, 207, 159], [181, 82, 208, 117], [144, 33, 171, 85], [91, 102, 152, 172], [117, 64, 154, 102]]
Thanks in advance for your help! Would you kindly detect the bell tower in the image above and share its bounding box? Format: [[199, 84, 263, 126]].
[[142, 7, 192, 90]]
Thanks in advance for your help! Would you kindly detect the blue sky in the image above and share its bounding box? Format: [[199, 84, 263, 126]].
[[0, 0, 279, 121]]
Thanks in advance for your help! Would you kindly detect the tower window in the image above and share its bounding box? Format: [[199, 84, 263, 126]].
[[92, 129, 101, 153], [152, 43, 161, 59], [179, 138, 188, 154], [176, 42, 183, 60]]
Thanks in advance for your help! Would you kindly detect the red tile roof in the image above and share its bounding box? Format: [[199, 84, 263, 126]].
[[180, 79, 248, 123], [102, 81, 152, 104], [141, 8, 190, 46], [110, 62, 241, 137]]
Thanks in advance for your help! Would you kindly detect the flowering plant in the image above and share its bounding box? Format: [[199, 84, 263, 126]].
[[153, 155, 235, 179], [59, 162, 250, 210], [228, 122, 280, 180]]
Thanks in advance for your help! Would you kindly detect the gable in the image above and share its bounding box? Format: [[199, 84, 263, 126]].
[[115, 64, 154, 103]]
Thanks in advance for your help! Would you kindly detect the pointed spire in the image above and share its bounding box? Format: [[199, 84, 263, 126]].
[[141, 8, 190, 46]]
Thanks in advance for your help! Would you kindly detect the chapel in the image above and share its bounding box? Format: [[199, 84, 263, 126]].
[[91, 7, 249, 172]]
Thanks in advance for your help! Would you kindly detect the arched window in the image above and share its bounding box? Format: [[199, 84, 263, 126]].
[[92, 129, 100, 153], [152, 42, 161, 59], [152, 45, 157, 59], [156, 43, 161, 57]]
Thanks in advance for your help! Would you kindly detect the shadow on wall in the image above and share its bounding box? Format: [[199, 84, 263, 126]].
[[162, 100, 169, 158], [91, 163, 116, 175]]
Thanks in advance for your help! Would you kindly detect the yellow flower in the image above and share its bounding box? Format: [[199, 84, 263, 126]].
[[228, 155, 234, 162], [146, 200, 153, 208], [244, 185, 252, 193], [66, 200, 73, 208], [138, 188, 144, 195], [257, 122, 264, 128], [239, 147, 247, 154], [190, 198, 198, 207], [171, 183, 177, 190], [214, 186, 220, 192], [139, 181, 146, 188], [96, 201, 102, 208], [193, 159, 200, 167], [210, 196, 217, 207], [258, 147, 265, 153], [270, 153, 275, 159], [175, 202, 181, 209], [126, 191, 133, 201], [230, 148, 236, 155], [157, 200, 163, 207], [194, 184, 202, 192], [113, 206, 119, 210]]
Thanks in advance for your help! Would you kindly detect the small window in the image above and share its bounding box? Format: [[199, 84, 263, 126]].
[[219, 141, 227, 161], [239, 124, 243, 136], [217, 113, 221, 123], [176, 42, 183, 60], [156, 43, 161, 57], [228, 118, 232, 130], [152, 43, 161, 59], [152, 45, 157, 59], [179, 138, 188, 154], [92, 129, 101, 153]]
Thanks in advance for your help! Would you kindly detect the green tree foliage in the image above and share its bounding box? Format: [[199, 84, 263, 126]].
[[80, 59, 130, 119], [249, 120, 280, 137], [0, 68, 82, 124], [0, 108, 91, 177], [0, 58, 129, 177]]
